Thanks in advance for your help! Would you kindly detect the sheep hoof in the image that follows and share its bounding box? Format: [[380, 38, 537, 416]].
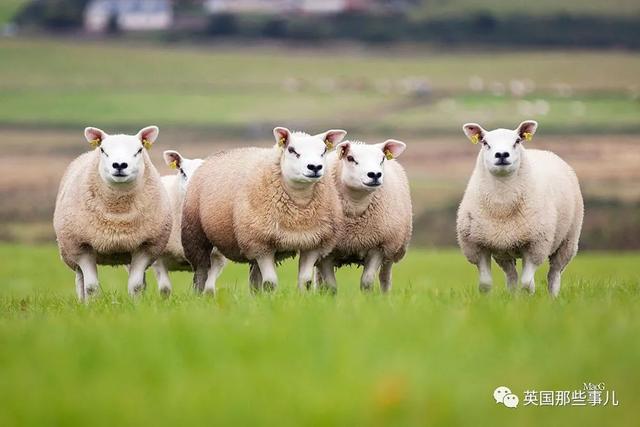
[[203, 287, 216, 296], [129, 284, 145, 296], [319, 285, 337, 296], [522, 282, 535, 294], [303, 280, 313, 291], [262, 281, 277, 292], [478, 282, 492, 293], [360, 283, 373, 292], [85, 284, 100, 298], [159, 286, 172, 298]]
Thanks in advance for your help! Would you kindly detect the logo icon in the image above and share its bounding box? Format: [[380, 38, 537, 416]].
[[494, 386, 519, 408]]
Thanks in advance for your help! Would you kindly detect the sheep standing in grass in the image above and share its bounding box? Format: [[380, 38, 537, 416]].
[[53, 126, 171, 301], [182, 127, 346, 292], [151, 150, 225, 295], [456, 120, 583, 296], [316, 139, 412, 293]]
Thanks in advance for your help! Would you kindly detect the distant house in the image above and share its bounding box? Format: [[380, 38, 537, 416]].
[[203, 0, 371, 15], [84, 0, 173, 32]]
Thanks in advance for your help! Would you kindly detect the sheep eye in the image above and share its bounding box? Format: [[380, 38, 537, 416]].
[[482, 141, 490, 149], [288, 147, 300, 158], [322, 147, 328, 156], [100, 147, 108, 157], [346, 155, 356, 163], [135, 147, 143, 156]]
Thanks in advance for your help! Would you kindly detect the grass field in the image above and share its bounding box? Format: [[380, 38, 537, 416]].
[[1, 38, 639, 133], [1, 244, 639, 426], [413, 0, 640, 18]]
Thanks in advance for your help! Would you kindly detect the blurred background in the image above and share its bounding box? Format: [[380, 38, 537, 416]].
[[1, 0, 639, 249]]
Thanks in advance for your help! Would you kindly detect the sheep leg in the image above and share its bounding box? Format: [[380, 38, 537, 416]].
[[317, 257, 337, 294], [249, 262, 263, 293], [477, 250, 493, 293], [361, 250, 383, 292], [547, 237, 578, 297], [521, 253, 541, 294], [128, 250, 153, 297], [298, 249, 321, 291], [494, 256, 518, 291], [77, 252, 99, 299], [152, 259, 172, 297], [204, 250, 227, 295], [379, 261, 393, 293], [256, 253, 278, 291], [75, 268, 85, 302]]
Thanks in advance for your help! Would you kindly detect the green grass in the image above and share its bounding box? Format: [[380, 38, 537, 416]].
[[1, 38, 639, 133], [1, 244, 639, 426], [414, 0, 640, 18]]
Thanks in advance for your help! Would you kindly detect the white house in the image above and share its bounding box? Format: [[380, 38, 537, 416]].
[[85, 0, 173, 32], [204, 0, 370, 15]]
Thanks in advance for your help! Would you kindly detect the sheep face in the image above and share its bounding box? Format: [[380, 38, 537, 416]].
[[163, 150, 204, 193], [463, 121, 538, 177], [273, 127, 346, 184], [336, 140, 406, 191], [85, 126, 159, 185]]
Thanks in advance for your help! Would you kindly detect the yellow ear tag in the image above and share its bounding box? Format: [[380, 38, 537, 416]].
[[470, 134, 480, 145], [143, 139, 152, 150], [384, 149, 394, 160], [278, 137, 286, 147], [523, 132, 533, 142], [325, 140, 334, 150], [89, 139, 101, 149], [168, 160, 178, 170]]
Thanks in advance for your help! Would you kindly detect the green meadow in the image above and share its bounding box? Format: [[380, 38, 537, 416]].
[[1, 244, 638, 426], [1, 38, 639, 133]]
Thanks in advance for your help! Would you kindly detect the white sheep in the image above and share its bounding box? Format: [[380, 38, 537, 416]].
[[150, 150, 226, 295], [456, 120, 584, 296], [181, 127, 346, 292], [316, 139, 412, 292], [53, 126, 172, 301]]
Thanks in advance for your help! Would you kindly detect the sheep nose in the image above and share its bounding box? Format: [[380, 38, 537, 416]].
[[112, 162, 128, 170], [367, 172, 382, 180], [307, 164, 323, 173], [495, 152, 510, 159]]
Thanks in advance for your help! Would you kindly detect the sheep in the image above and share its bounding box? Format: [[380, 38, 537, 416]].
[[316, 139, 412, 293], [150, 150, 226, 295], [53, 126, 172, 301], [182, 127, 346, 292], [456, 120, 584, 297]]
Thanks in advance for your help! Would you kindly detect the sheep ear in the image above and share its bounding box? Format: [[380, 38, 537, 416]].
[[273, 127, 291, 148], [320, 129, 347, 150], [516, 120, 538, 142], [137, 126, 159, 149], [463, 123, 486, 144], [85, 127, 107, 148], [336, 141, 351, 160], [380, 139, 406, 160], [163, 150, 182, 170]]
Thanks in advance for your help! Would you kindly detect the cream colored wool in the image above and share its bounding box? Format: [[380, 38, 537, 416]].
[[457, 147, 583, 296], [182, 146, 342, 291], [329, 158, 412, 263], [317, 150, 412, 292], [54, 150, 171, 298], [158, 174, 188, 267]]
